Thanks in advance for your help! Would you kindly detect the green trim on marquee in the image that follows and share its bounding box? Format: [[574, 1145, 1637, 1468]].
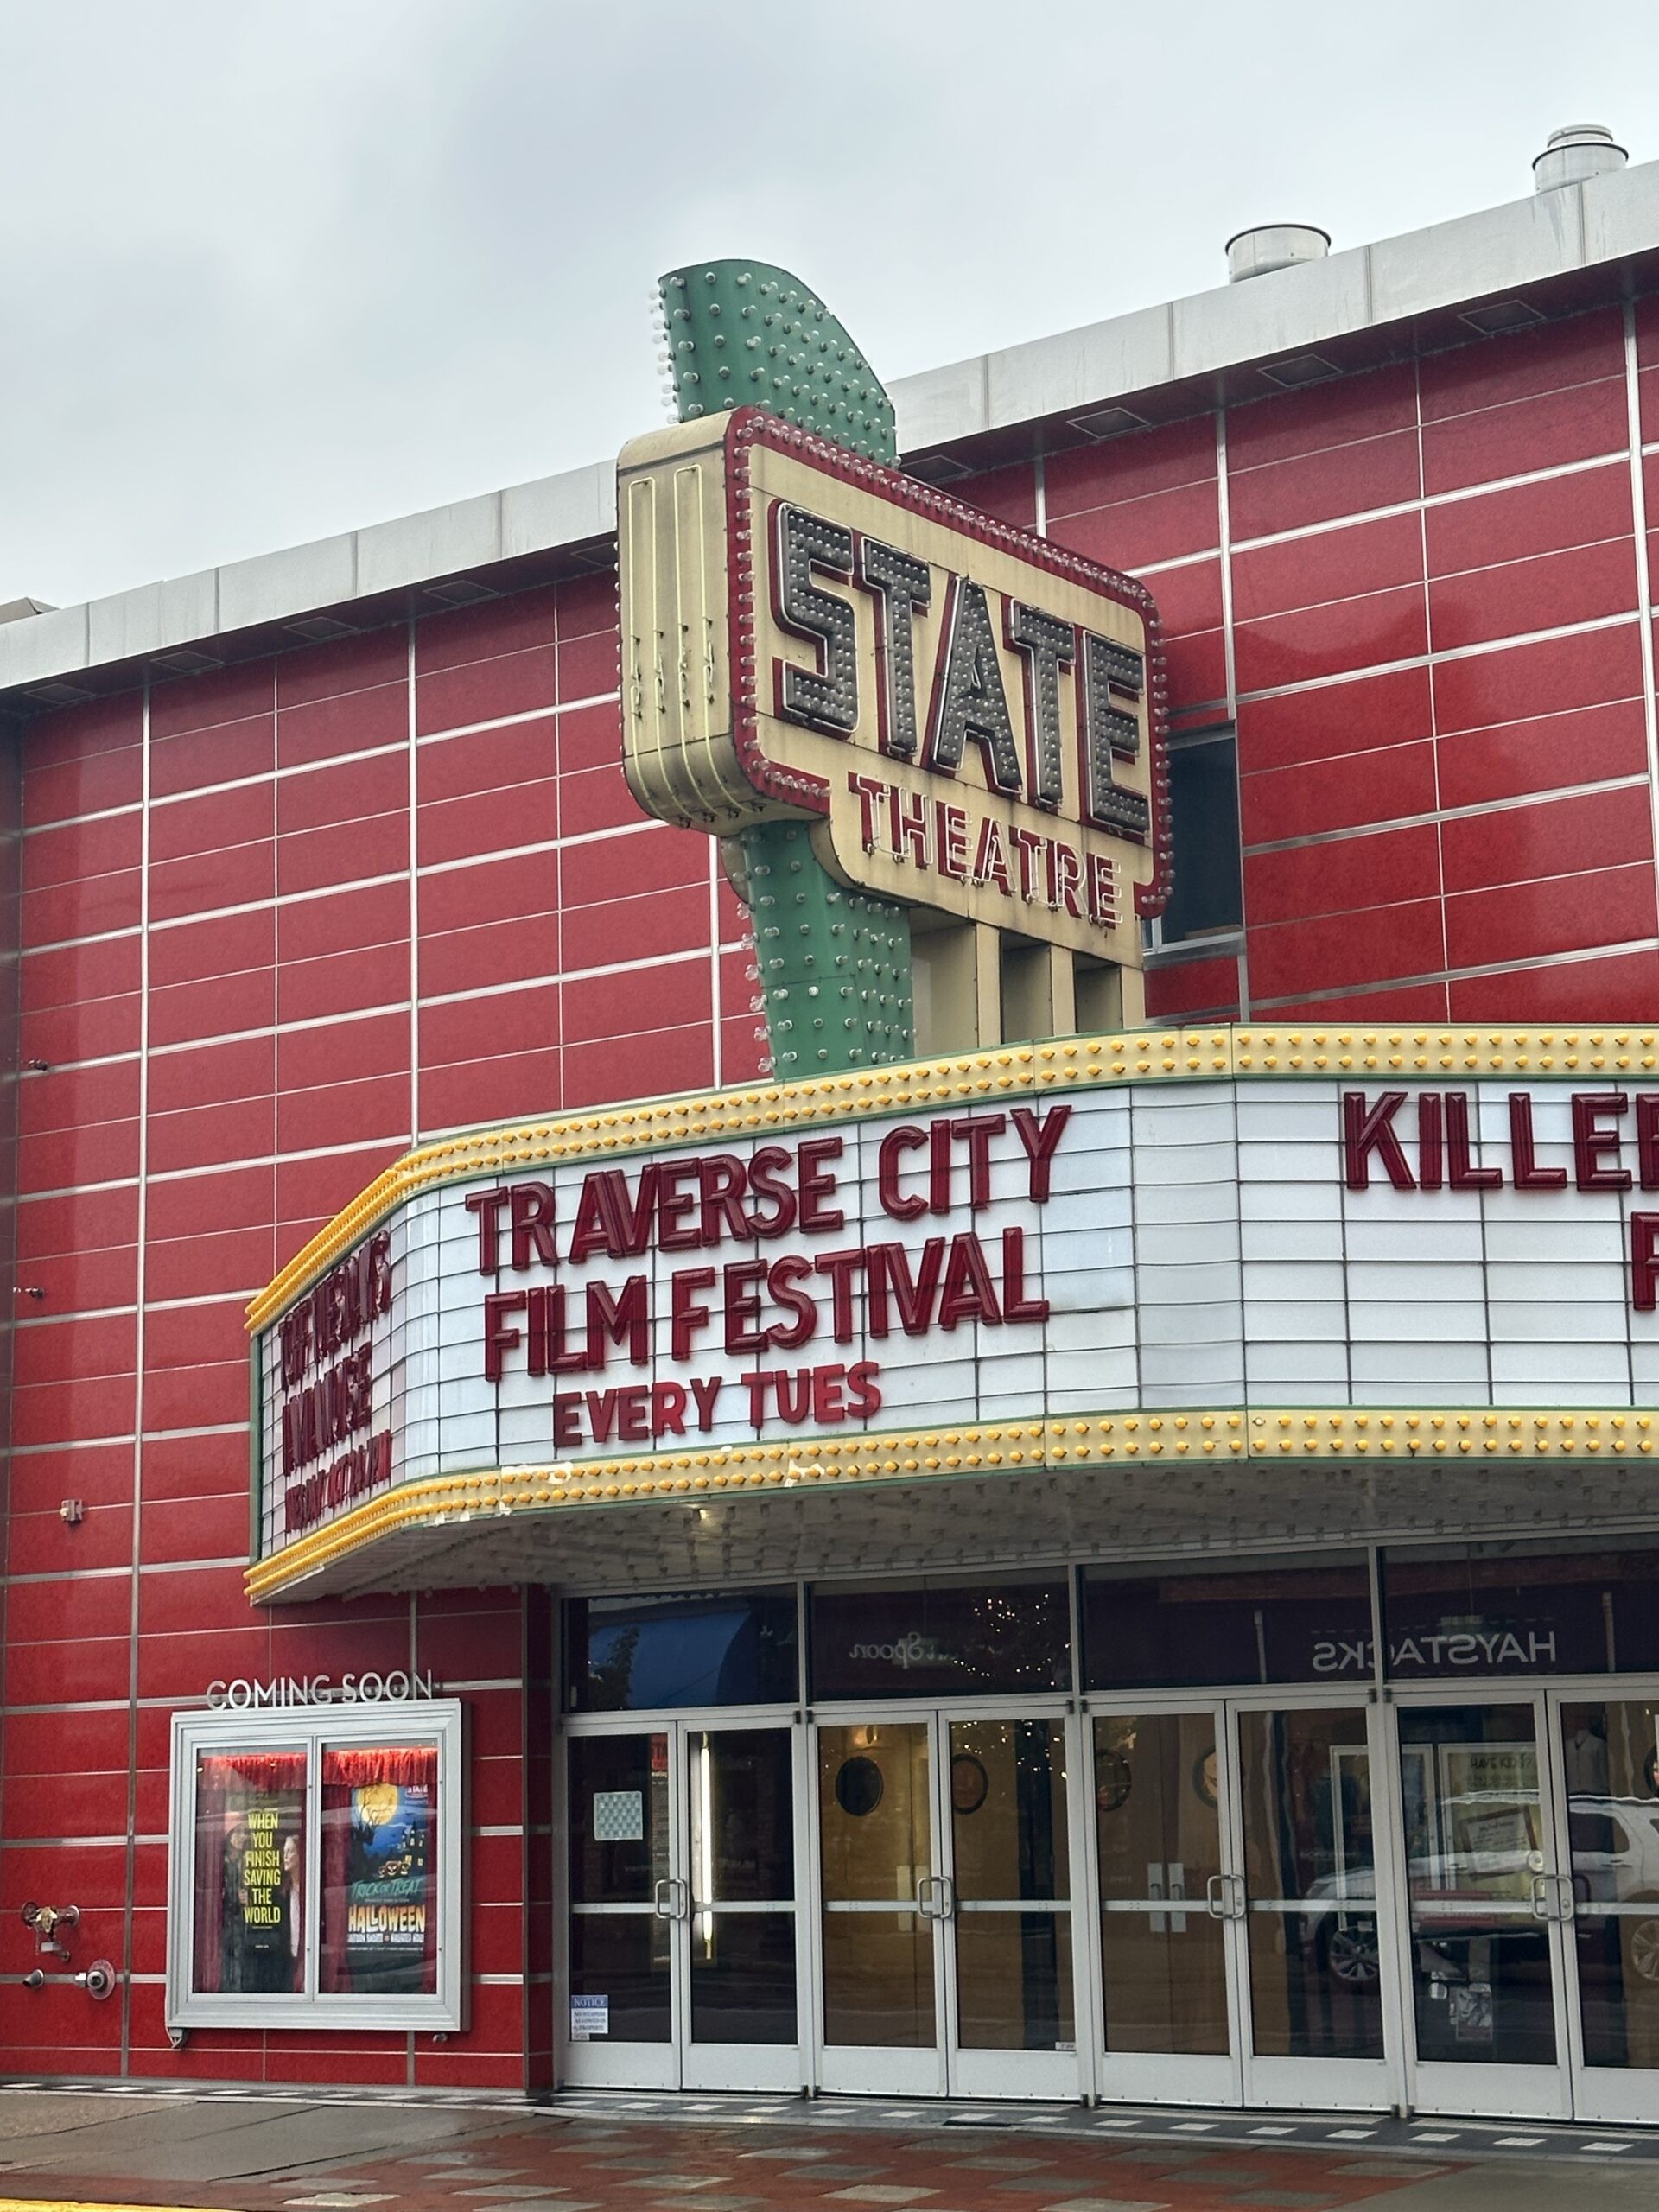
[[658, 258, 916, 1076]]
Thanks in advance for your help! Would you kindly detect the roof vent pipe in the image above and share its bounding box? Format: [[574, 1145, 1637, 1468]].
[[1534, 124, 1626, 192], [1224, 225, 1331, 283]]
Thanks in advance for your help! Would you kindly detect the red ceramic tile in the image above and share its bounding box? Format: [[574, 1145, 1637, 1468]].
[[276, 625, 408, 709], [146, 1095, 274, 1178], [420, 849, 561, 936], [276, 749, 406, 836], [277, 879, 408, 963], [16, 1120, 140, 1194], [277, 938, 409, 1024], [563, 957, 711, 1045], [1450, 948, 1659, 1020], [1437, 696, 1643, 816], [276, 809, 407, 896], [141, 1357, 248, 1434], [1231, 512, 1423, 621], [563, 1024, 715, 1111], [1245, 822, 1440, 926], [150, 782, 274, 865], [556, 873, 707, 969], [22, 933, 140, 1009], [416, 645, 559, 736], [7, 1503, 133, 1576], [136, 1623, 270, 1701], [149, 969, 278, 1050], [1137, 556, 1223, 638], [1425, 458, 1632, 575], [8, 1443, 132, 1520], [421, 981, 560, 1069], [3, 1770, 131, 1838], [557, 567, 620, 637], [2, 1634, 131, 1705], [151, 659, 276, 741], [1418, 308, 1624, 419], [1421, 378, 1629, 498], [17, 1183, 138, 1262], [1441, 783, 1654, 895], [1046, 415, 1217, 513], [15, 1243, 137, 1313], [1445, 859, 1658, 970], [1253, 981, 1452, 1020], [24, 751, 141, 829], [22, 876, 139, 950], [148, 1035, 273, 1116], [145, 1224, 273, 1304], [1440, 624, 1645, 741], [1429, 538, 1637, 654], [3, 1706, 130, 1777], [1226, 360, 1419, 469], [561, 822, 709, 906], [1240, 737, 1438, 843], [415, 584, 561, 675], [556, 696, 626, 772], [417, 776, 559, 868], [720, 1014, 769, 1084], [1248, 896, 1446, 1001], [957, 461, 1037, 528], [556, 624, 620, 702], [421, 910, 561, 999], [149, 713, 276, 800], [1235, 583, 1427, 694], [147, 1161, 272, 1244], [139, 1561, 251, 1636], [144, 1297, 250, 1376], [22, 989, 143, 1065], [274, 1142, 395, 1230], [149, 840, 276, 925], [22, 1064, 130, 1155], [23, 810, 141, 889], [277, 680, 407, 770], [1143, 953, 1242, 1020], [558, 760, 645, 838], [143, 1428, 257, 1503], [1162, 629, 1227, 711], [13, 1314, 136, 1396], [1229, 429, 1420, 541], [149, 906, 275, 988], [419, 715, 558, 804], [277, 1071, 412, 1154], [1046, 478, 1219, 571], [276, 1008, 408, 1091]]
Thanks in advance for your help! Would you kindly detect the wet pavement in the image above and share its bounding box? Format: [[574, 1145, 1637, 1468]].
[[0, 2086, 1656, 2212]]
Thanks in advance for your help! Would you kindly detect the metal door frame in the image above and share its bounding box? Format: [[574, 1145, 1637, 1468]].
[[1384, 1685, 1574, 2121], [558, 1707, 805, 2091]]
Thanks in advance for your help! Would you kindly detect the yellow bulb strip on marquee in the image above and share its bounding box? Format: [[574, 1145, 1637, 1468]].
[[245, 1027, 1659, 1334], [245, 1402, 1659, 1604]]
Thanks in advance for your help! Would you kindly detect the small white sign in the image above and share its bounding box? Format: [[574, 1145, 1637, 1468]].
[[593, 1789, 645, 1842], [570, 1993, 609, 2040]]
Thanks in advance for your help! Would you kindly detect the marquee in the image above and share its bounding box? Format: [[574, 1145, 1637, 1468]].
[[246, 1029, 1659, 1602]]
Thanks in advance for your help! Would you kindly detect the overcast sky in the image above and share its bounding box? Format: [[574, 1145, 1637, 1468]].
[[3, 1, 1656, 609]]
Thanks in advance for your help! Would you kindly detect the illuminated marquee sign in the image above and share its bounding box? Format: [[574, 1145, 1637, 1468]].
[[251, 1067, 1659, 1567], [618, 408, 1169, 965]]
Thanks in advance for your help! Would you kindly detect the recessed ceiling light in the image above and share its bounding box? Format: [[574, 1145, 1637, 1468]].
[[1259, 353, 1340, 390], [1067, 405, 1151, 441], [1460, 298, 1547, 334], [904, 453, 972, 486]]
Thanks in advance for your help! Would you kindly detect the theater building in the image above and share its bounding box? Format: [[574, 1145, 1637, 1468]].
[[7, 123, 1659, 2128]]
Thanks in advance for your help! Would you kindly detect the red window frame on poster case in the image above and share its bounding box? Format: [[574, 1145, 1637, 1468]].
[[167, 1700, 463, 2031]]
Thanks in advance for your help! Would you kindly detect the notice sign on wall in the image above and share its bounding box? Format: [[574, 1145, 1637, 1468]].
[[617, 407, 1170, 966]]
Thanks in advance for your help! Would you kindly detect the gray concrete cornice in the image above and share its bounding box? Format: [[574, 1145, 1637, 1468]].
[[4, 157, 1656, 705]]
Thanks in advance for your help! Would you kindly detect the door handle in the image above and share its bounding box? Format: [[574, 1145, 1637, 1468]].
[[653, 1878, 688, 1920], [1530, 1873, 1557, 1923], [915, 1874, 953, 1921], [935, 1875, 957, 1921], [1226, 1874, 1248, 1922], [1554, 1873, 1576, 1923], [915, 1874, 937, 1918], [1205, 1874, 1228, 1921]]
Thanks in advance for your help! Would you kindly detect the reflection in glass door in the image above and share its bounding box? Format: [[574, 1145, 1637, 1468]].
[[1395, 1700, 1570, 2119], [566, 1730, 677, 2087], [565, 1723, 802, 2090], [1090, 1703, 1393, 2109], [1555, 1693, 1659, 2124], [948, 1718, 1077, 2098], [1092, 1708, 1236, 2103], [1236, 1706, 1390, 2109], [817, 1719, 940, 2093]]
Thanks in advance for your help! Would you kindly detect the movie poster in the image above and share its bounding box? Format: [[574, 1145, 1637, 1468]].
[[194, 1756, 305, 1995], [342, 1777, 432, 1993]]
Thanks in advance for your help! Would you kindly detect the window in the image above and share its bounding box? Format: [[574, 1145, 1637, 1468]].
[[1156, 726, 1242, 947], [564, 1587, 800, 1712], [810, 1575, 1071, 1699], [1082, 1554, 1372, 1689], [168, 1700, 461, 2031], [1380, 1541, 1659, 1680]]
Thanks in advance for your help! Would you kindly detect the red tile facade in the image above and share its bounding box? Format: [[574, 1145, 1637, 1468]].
[[1, 289, 1657, 2088]]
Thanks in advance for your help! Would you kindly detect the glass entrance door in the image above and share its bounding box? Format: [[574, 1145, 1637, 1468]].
[[1552, 1690, 1659, 2125], [814, 1708, 1083, 2098], [1090, 1700, 1393, 2110], [1394, 1698, 1571, 2119], [564, 1720, 804, 2089]]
